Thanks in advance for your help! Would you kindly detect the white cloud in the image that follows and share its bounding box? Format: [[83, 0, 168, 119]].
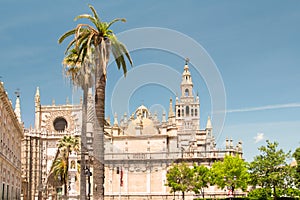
[[225, 103, 300, 113], [254, 133, 264, 143]]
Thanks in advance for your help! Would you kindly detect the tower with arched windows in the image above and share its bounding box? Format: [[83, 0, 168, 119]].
[[175, 60, 200, 149]]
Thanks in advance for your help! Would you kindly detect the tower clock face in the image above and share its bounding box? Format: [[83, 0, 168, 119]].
[[53, 117, 68, 132]]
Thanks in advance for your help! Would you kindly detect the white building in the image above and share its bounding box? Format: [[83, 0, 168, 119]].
[[21, 60, 243, 200], [103, 61, 243, 199], [0, 82, 23, 199]]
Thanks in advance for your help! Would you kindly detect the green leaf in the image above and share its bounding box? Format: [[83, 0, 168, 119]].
[[88, 4, 101, 22], [58, 29, 76, 44], [107, 18, 126, 29]]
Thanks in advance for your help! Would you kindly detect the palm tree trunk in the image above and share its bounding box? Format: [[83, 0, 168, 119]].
[[64, 179, 68, 197], [66, 154, 69, 197], [80, 85, 88, 199], [93, 74, 106, 200], [93, 39, 110, 200]]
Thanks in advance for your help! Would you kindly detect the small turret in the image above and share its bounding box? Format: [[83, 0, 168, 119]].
[[112, 113, 120, 136], [162, 111, 166, 123], [14, 91, 22, 123], [225, 138, 229, 149], [34, 87, 41, 130], [206, 116, 212, 130], [168, 98, 175, 119], [113, 113, 118, 127], [230, 138, 233, 149], [35, 87, 40, 106]]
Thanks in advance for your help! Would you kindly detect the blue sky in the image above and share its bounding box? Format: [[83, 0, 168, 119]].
[[1, 0, 300, 161]]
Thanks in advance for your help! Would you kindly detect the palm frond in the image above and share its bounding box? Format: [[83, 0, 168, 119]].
[[88, 4, 101, 22], [59, 5, 133, 79], [107, 18, 126, 29], [111, 46, 122, 70], [119, 42, 133, 66], [74, 14, 99, 29], [110, 35, 133, 75], [58, 29, 76, 44]]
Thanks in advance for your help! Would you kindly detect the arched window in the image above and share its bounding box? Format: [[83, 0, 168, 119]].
[[182, 109, 184, 117], [191, 109, 194, 117], [185, 88, 189, 97], [53, 117, 68, 132], [195, 109, 198, 117], [186, 106, 189, 117], [178, 109, 181, 117]]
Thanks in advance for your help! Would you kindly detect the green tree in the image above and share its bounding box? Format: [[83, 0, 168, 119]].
[[211, 155, 249, 196], [249, 140, 291, 200], [58, 135, 80, 155], [292, 147, 300, 189], [51, 136, 80, 196], [51, 154, 68, 195], [63, 47, 94, 198], [58, 5, 132, 199], [166, 162, 193, 200], [191, 164, 210, 199], [248, 188, 272, 200]]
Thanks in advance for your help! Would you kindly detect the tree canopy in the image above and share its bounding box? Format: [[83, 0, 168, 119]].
[[166, 162, 194, 200], [191, 164, 211, 198], [292, 147, 300, 189], [210, 155, 250, 195], [249, 140, 291, 199]]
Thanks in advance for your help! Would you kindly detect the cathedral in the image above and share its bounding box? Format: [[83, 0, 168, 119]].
[[103, 61, 243, 199], [21, 61, 243, 200]]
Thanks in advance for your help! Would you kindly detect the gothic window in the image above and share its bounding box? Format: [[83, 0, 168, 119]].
[[178, 109, 180, 117], [185, 88, 189, 97], [195, 109, 198, 117], [191, 109, 194, 116], [186, 106, 189, 117]]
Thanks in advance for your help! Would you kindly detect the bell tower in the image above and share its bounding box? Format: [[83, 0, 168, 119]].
[[180, 58, 194, 101], [175, 59, 200, 136]]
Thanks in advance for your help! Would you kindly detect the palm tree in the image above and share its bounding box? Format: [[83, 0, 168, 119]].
[[58, 135, 80, 154], [58, 5, 132, 200], [63, 48, 94, 198], [51, 136, 80, 196], [52, 152, 68, 195]]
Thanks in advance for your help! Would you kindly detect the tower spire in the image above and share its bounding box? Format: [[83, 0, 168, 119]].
[[168, 98, 175, 119], [175, 58, 200, 132], [14, 89, 22, 123], [35, 87, 40, 104], [113, 113, 119, 127], [35, 87, 41, 130], [181, 59, 193, 98], [206, 116, 212, 129]]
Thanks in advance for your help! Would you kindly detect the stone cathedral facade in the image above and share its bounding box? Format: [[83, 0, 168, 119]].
[[21, 61, 243, 200], [21, 88, 95, 200], [103, 62, 243, 199]]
